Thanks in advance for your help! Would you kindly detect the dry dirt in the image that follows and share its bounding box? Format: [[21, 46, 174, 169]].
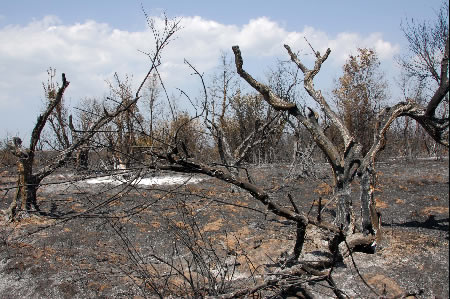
[[0, 158, 448, 298]]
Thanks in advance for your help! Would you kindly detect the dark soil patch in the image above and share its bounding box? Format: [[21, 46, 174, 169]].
[[0, 158, 448, 298]]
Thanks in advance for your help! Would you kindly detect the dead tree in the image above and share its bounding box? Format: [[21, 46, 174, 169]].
[[104, 73, 144, 170], [42, 68, 91, 170], [232, 45, 362, 232], [107, 5, 448, 295], [7, 73, 70, 219], [231, 23, 448, 235], [5, 15, 181, 221], [205, 91, 284, 178], [197, 55, 285, 179], [42, 67, 72, 151]]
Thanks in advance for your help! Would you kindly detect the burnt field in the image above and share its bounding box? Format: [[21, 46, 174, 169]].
[[0, 158, 448, 298]]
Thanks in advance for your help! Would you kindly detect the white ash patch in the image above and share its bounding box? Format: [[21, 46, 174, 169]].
[[85, 175, 204, 186]]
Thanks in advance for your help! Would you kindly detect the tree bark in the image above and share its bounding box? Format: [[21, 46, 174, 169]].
[[75, 146, 89, 170], [359, 166, 379, 236], [7, 146, 40, 219], [334, 182, 354, 232]]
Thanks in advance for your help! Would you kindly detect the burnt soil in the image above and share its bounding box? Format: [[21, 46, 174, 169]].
[[0, 158, 448, 298]]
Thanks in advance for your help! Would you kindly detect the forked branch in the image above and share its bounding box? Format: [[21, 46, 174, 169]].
[[232, 45, 342, 169]]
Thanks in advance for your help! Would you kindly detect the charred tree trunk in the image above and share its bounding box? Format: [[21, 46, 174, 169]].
[[68, 115, 90, 171], [7, 141, 41, 219], [288, 194, 307, 259], [75, 146, 89, 171], [6, 73, 69, 220], [334, 181, 354, 232], [359, 166, 379, 236]]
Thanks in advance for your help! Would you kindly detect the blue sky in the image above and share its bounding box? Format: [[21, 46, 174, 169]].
[[0, 0, 445, 141]]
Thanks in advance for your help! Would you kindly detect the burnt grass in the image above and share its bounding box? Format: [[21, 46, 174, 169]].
[[0, 158, 448, 298]]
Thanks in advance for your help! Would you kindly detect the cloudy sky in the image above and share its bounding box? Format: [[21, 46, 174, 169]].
[[0, 0, 444, 141]]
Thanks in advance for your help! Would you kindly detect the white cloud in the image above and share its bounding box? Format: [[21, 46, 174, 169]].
[[0, 15, 400, 139]]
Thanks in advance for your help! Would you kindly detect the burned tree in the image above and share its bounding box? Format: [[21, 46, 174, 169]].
[[231, 4, 448, 235], [42, 67, 72, 151], [201, 55, 286, 180], [104, 73, 144, 170], [7, 73, 70, 219], [232, 45, 362, 232], [333, 48, 388, 156], [5, 15, 181, 221], [42, 68, 91, 170]]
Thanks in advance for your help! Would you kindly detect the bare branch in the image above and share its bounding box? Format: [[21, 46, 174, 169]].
[[284, 44, 354, 150], [232, 45, 342, 168], [30, 73, 70, 152], [426, 34, 449, 116], [232, 46, 297, 111]]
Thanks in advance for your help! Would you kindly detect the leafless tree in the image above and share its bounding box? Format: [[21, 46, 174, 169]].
[[395, 1, 449, 159], [102, 73, 145, 170], [398, 2, 448, 113], [4, 14, 181, 221], [144, 73, 161, 142], [231, 0, 448, 236], [202, 55, 285, 181], [41, 68, 95, 170], [42, 67, 72, 151]]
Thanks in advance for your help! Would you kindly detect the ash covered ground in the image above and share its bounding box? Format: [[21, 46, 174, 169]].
[[0, 158, 448, 298]]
